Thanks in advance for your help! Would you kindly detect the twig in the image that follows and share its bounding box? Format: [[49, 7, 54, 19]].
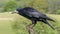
[[26, 25, 34, 34]]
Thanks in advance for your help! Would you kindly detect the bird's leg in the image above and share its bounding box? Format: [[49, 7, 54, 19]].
[[27, 20, 37, 28], [26, 20, 36, 34], [32, 20, 37, 27]]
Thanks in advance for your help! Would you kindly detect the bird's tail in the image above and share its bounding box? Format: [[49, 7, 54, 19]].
[[46, 17, 55, 22], [46, 22, 55, 30], [42, 19, 55, 30]]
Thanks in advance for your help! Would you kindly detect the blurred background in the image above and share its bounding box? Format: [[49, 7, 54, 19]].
[[0, 0, 60, 14], [0, 0, 60, 34]]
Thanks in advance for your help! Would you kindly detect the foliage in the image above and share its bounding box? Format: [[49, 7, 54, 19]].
[[0, 13, 60, 34], [56, 10, 60, 14], [11, 14, 59, 34], [4, 1, 17, 12], [30, 0, 48, 12], [0, 0, 60, 14]]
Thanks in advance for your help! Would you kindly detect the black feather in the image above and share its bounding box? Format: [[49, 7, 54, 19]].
[[16, 7, 55, 29]]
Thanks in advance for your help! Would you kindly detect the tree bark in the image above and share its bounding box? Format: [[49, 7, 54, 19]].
[[26, 25, 34, 34]]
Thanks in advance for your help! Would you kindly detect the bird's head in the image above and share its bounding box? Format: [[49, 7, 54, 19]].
[[11, 8, 22, 14]]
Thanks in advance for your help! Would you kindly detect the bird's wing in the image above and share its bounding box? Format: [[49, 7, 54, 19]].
[[28, 11, 55, 22], [23, 11, 44, 18], [27, 11, 46, 18], [28, 12, 41, 18], [37, 13, 55, 22]]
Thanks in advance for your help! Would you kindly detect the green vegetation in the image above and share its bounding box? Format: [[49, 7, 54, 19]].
[[4, 1, 17, 11], [0, 13, 15, 34], [0, 0, 60, 34], [0, 0, 60, 14], [0, 13, 60, 34], [12, 14, 60, 34]]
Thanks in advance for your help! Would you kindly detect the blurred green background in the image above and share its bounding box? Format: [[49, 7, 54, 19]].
[[0, 0, 60, 14], [0, 0, 60, 34]]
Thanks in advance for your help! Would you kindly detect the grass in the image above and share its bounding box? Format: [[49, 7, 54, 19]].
[[0, 12, 60, 34], [0, 12, 16, 34], [0, 20, 15, 34]]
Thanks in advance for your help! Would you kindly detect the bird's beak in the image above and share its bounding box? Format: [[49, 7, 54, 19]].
[[11, 10, 18, 14]]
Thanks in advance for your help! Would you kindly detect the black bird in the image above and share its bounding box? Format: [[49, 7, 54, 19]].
[[12, 7, 55, 29]]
